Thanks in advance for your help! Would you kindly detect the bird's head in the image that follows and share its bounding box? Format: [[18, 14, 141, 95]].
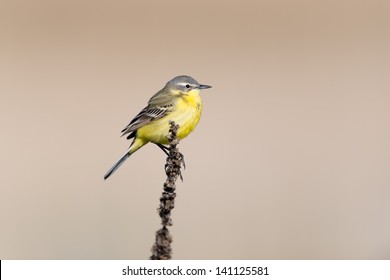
[[166, 75, 211, 96]]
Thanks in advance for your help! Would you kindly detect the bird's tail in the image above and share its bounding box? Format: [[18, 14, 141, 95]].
[[104, 150, 130, 180], [104, 138, 146, 180]]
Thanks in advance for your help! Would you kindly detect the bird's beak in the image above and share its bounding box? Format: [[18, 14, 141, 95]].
[[198, 84, 212, 90]]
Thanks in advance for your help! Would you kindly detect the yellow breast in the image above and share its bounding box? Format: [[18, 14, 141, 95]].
[[176, 92, 202, 139], [137, 90, 203, 144]]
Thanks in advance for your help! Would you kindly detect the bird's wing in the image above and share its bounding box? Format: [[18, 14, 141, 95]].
[[120, 104, 173, 139]]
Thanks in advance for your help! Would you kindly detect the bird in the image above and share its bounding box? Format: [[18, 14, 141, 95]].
[[104, 75, 212, 180]]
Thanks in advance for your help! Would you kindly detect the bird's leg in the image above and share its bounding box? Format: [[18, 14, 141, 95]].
[[156, 143, 186, 170], [156, 143, 170, 156]]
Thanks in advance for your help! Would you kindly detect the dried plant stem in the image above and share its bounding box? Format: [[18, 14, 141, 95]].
[[150, 121, 184, 260]]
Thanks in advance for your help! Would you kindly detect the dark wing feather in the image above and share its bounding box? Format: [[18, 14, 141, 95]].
[[120, 104, 173, 139]]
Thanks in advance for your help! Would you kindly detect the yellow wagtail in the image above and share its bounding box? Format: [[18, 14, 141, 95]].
[[104, 75, 212, 180]]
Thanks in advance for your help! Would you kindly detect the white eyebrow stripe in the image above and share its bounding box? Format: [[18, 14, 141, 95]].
[[177, 82, 191, 87]]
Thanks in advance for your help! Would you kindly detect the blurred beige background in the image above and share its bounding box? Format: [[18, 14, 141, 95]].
[[1, 0, 389, 259]]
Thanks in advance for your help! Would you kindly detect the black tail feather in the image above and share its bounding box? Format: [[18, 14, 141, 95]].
[[104, 152, 130, 180]]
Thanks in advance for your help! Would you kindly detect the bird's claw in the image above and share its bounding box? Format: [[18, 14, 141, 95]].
[[179, 152, 186, 170]]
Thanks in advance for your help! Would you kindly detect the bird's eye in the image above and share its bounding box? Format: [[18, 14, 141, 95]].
[[185, 84, 190, 88]]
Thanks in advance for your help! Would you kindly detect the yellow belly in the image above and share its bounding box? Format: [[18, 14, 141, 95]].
[[136, 94, 202, 145]]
